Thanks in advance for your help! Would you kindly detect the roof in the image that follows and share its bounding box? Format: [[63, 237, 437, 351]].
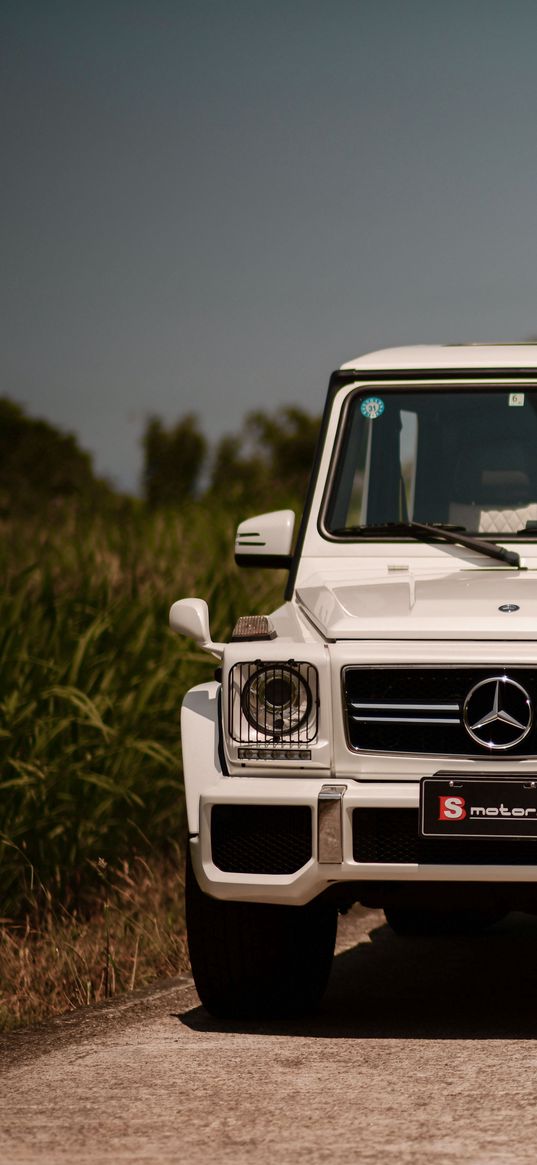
[[340, 344, 537, 372]]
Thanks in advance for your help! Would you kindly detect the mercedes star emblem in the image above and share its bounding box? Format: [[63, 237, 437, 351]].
[[463, 676, 532, 750]]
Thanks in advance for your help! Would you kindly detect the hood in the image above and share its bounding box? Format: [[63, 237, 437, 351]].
[[296, 568, 537, 640]]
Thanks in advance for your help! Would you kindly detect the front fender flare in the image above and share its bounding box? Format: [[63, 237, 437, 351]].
[[181, 681, 224, 835]]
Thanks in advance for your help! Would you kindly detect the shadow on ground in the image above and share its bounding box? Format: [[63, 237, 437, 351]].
[[179, 911, 537, 1040]]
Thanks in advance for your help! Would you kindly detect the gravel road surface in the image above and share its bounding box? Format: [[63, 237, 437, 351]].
[[2, 907, 537, 1164]]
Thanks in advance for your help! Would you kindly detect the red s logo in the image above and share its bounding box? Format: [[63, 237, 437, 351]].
[[438, 795, 466, 821]]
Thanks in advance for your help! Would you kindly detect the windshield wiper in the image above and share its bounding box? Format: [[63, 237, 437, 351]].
[[333, 521, 524, 569]]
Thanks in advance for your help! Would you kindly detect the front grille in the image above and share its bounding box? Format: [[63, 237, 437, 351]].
[[343, 666, 537, 756], [353, 808, 537, 865], [211, 805, 312, 874]]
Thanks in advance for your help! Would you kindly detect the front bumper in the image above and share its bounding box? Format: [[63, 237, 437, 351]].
[[192, 777, 537, 905]]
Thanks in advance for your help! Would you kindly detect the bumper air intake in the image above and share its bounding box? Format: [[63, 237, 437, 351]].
[[353, 808, 537, 865], [211, 805, 312, 874]]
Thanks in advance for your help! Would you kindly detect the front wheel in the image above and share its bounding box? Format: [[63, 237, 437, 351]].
[[185, 847, 337, 1018]]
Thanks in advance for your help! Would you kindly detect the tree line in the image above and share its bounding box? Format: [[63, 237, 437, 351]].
[[1, 397, 321, 516]]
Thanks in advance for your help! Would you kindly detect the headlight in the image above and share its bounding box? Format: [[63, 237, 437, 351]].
[[229, 661, 318, 744], [242, 665, 311, 735]]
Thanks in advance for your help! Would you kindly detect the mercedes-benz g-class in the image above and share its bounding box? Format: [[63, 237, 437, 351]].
[[171, 344, 537, 1016]]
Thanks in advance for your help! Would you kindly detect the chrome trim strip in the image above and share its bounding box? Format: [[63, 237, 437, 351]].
[[352, 715, 460, 724], [318, 784, 346, 864], [350, 702, 459, 711]]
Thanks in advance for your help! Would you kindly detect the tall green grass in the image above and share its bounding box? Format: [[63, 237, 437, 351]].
[[0, 502, 284, 918]]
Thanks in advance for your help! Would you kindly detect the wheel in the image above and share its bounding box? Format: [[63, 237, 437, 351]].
[[384, 905, 506, 937], [185, 846, 337, 1018]]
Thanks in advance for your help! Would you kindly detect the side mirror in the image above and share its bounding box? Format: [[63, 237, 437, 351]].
[[235, 510, 295, 569], [169, 598, 224, 659]]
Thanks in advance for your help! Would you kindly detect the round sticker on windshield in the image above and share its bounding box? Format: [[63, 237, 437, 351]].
[[360, 396, 385, 420]]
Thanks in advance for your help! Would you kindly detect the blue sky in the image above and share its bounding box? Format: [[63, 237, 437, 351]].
[[3, 0, 537, 491]]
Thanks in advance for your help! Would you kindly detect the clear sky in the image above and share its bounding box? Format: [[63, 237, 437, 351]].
[[3, 0, 537, 492]]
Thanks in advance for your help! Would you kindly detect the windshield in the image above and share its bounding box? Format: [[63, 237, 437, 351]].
[[324, 387, 537, 538]]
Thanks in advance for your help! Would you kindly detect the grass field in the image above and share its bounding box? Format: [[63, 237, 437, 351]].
[[0, 501, 285, 1027]]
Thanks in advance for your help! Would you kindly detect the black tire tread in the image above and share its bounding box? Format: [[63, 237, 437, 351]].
[[186, 846, 337, 1018]]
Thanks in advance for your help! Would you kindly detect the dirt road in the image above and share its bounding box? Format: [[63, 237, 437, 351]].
[[2, 907, 537, 1164]]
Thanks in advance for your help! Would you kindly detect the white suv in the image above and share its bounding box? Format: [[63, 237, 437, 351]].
[[171, 344, 537, 1017]]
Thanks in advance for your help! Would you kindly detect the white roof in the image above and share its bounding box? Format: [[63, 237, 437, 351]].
[[340, 344, 537, 372]]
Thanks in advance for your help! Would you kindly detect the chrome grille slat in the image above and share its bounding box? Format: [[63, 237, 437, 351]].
[[351, 715, 460, 724], [350, 702, 459, 711]]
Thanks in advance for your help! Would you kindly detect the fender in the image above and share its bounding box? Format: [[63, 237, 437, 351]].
[[181, 681, 225, 835]]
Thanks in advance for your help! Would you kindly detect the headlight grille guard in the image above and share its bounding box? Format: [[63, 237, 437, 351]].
[[228, 660, 319, 747]]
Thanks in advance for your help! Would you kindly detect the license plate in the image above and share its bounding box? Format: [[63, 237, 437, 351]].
[[420, 776, 537, 839]]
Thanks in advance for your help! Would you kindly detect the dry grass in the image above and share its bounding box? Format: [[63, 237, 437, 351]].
[[0, 852, 190, 1031], [0, 499, 285, 1027]]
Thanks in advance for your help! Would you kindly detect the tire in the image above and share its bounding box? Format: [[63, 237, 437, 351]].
[[384, 905, 506, 937], [185, 847, 337, 1018]]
